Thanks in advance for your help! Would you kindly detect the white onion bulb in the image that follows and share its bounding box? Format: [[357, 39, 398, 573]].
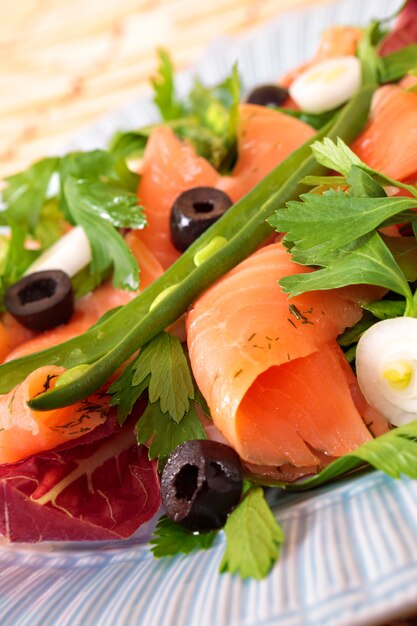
[[356, 317, 417, 426], [25, 225, 91, 278], [289, 56, 361, 114]]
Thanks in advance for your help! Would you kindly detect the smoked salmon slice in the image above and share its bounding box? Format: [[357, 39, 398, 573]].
[[187, 242, 373, 469], [136, 105, 315, 270], [0, 365, 108, 464], [352, 85, 417, 181]]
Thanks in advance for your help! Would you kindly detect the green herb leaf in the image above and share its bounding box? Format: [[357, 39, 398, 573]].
[[178, 65, 241, 171], [219, 487, 285, 579], [108, 360, 150, 425], [150, 516, 218, 558], [109, 131, 148, 160], [275, 107, 338, 130], [33, 198, 68, 248], [59, 150, 116, 217], [0, 220, 39, 309], [380, 45, 417, 83], [346, 165, 386, 198], [132, 332, 194, 423], [289, 419, 417, 491], [2, 157, 58, 231], [64, 177, 139, 291], [269, 189, 417, 265], [357, 20, 385, 85], [311, 136, 362, 176], [136, 401, 206, 461], [279, 232, 412, 302], [64, 178, 145, 229], [151, 49, 185, 121], [337, 314, 376, 347], [382, 235, 417, 281], [118, 53, 241, 171], [71, 264, 111, 299], [311, 137, 417, 198], [362, 299, 406, 320], [300, 174, 346, 188]]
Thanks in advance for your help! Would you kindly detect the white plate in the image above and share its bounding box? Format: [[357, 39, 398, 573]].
[[2, 1, 416, 625]]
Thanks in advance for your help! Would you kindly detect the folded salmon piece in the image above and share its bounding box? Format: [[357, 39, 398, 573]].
[[187, 242, 383, 471]]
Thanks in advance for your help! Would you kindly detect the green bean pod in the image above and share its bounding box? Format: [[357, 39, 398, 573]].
[[0, 85, 375, 408]]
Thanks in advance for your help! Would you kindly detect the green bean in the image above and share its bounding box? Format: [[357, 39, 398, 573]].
[[0, 85, 375, 408]]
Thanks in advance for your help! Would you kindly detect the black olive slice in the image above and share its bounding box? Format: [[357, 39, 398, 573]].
[[170, 186, 233, 252], [161, 439, 243, 532], [5, 270, 74, 332], [245, 84, 289, 107]]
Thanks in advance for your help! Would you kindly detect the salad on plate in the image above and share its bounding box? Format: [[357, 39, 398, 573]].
[[0, 0, 417, 582]]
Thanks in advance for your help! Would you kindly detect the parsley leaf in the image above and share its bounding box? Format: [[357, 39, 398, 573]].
[[357, 20, 385, 85], [337, 315, 376, 347], [0, 221, 39, 310], [219, 487, 285, 580], [132, 332, 194, 423], [269, 189, 417, 265], [380, 45, 417, 83], [151, 49, 185, 121], [311, 137, 417, 198], [109, 332, 206, 462], [109, 130, 149, 160], [347, 165, 386, 198], [311, 136, 363, 176], [275, 107, 338, 130], [64, 178, 145, 230], [2, 157, 59, 231], [279, 232, 412, 302], [137, 401, 206, 461], [382, 235, 417, 282], [362, 300, 405, 320], [108, 360, 150, 425], [64, 177, 139, 291], [150, 516, 217, 558], [34, 198, 68, 249], [59, 150, 116, 218], [288, 418, 417, 491], [114, 51, 241, 171]]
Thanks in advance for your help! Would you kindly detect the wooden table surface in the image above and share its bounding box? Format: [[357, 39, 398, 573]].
[[0, 0, 330, 179], [1, 1, 416, 624]]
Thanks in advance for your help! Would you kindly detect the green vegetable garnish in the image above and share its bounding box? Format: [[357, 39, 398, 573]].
[[269, 138, 417, 315], [150, 484, 284, 581], [0, 148, 147, 298], [289, 419, 417, 491], [111, 50, 241, 172], [219, 486, 285, 579], [150, 516, 218, 557]]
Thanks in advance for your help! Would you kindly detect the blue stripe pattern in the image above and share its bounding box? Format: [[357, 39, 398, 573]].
[[1, 0, 414, 624]]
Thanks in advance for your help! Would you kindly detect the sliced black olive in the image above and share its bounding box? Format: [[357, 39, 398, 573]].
[[170, 186, 233, 252], [245, 84, 289, 107], [161, 439, 243, 532], [5, 270, 74, 332]]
